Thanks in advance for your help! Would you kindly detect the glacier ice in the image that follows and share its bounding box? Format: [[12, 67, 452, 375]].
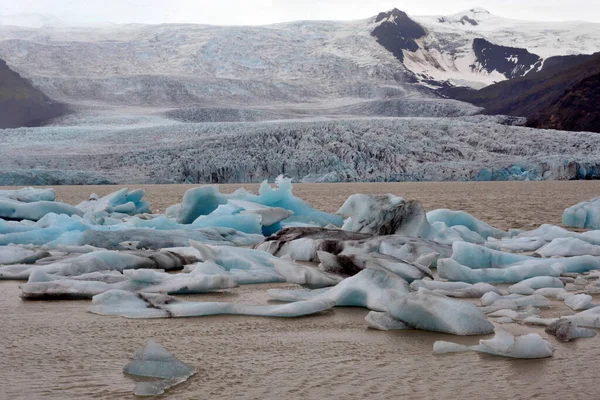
[[484, 237, 547, 252], [411, 279, 500, 298], [451, 242, 530, 269], [190, 240, 339, 287], [433, 329, 554, 358], [76, 188, 150, 215], [255, 227, 452, 265], [535, 237, 600, 257], [545, 318, 597, 342], [317, 251, 433, 282], [124, 340, 195, 396], [563, 197, 600, 229], [0, 187, 56, 203], [563, 294, 595, 311], [90, 290, 335, 319], [228, 177, 343, 226], [387, 288, 494, 335], [177, 186, 228, 224], [508, 277, 564, 295], [267, 268, 410, 311], [0, 250, 196, 280], [0, 199, 83, 222], [339, 194, 427, 236], [365, 311, 412, 331], [228, 199, 294, 227], [0, 245, 50, 265], [426, 209, 507, 239]]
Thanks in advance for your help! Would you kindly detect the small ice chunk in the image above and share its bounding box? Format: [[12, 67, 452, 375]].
[[124, 340, 195, 396], [523, 316, 559, 326], [564, 294, 595, 311], [545, 318, 597, 342], [387, 288, 494, 335]]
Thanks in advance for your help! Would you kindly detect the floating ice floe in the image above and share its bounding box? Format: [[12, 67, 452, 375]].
[[124, 340, 195, 396], [76, 188, 150, 215], [545, 318, 597, 342], [0, 250, 196, 280], [387, 288, 494, 335], [0, 187, 56, 203], [563, 197, 600, 229], [433, 329, 554, 359], [268, 268, 409, 311], [89, 290, 335, 319]]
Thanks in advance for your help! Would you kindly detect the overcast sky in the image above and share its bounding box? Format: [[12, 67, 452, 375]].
[[1, 0, 599, 25]]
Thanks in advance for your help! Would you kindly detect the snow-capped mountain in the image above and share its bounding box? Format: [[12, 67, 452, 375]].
[[376, 8, 600, 88], [0, 7, 599, 109]]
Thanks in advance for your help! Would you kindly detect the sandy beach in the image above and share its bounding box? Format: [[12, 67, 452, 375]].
[[2, 181, 600, 399]]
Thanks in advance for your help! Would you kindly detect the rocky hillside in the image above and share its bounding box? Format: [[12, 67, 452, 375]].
[[443, 52, 600, 132], [0, 58, 67, 128], [528, 73, 600, 133]]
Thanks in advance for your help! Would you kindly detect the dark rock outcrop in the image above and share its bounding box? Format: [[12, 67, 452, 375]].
[[471, 38, 542, 80], [371, 8, 427, 62], [0, 58, 67, 128]]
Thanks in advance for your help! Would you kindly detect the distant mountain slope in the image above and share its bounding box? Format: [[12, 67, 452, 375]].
[[528, 73, 600, 133], [0, 9, 599, 109], [0, 58, 67, 128], [442, 52, 600, 121]]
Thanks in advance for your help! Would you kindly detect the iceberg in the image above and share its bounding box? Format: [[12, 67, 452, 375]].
[[480, 293, 551, 313], [90, 290, 335, 319], [410, 279, 500, 298], [545, 318, 597, 342], [339, 194, 427, 236], [451, 242, 530, 269], [387, 288, 494, 335], [563, 196, 600, 229], [227, 176, 343, 227], [124, 340, 195, 396], [76, 188, 150, 215], [565, 306, 600, 328], [191, 213, 263, 234], [433, 330, 554, 358], [267, 268, 410, 311], [228, 199, 294, 226], [177, 186, 228, 224]]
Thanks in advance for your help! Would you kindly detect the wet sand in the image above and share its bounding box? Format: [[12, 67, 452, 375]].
[[2, 181, 600, 399]]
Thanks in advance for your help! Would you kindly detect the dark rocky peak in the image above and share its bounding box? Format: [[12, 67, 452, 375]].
[[371, 9, 427, 62]]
